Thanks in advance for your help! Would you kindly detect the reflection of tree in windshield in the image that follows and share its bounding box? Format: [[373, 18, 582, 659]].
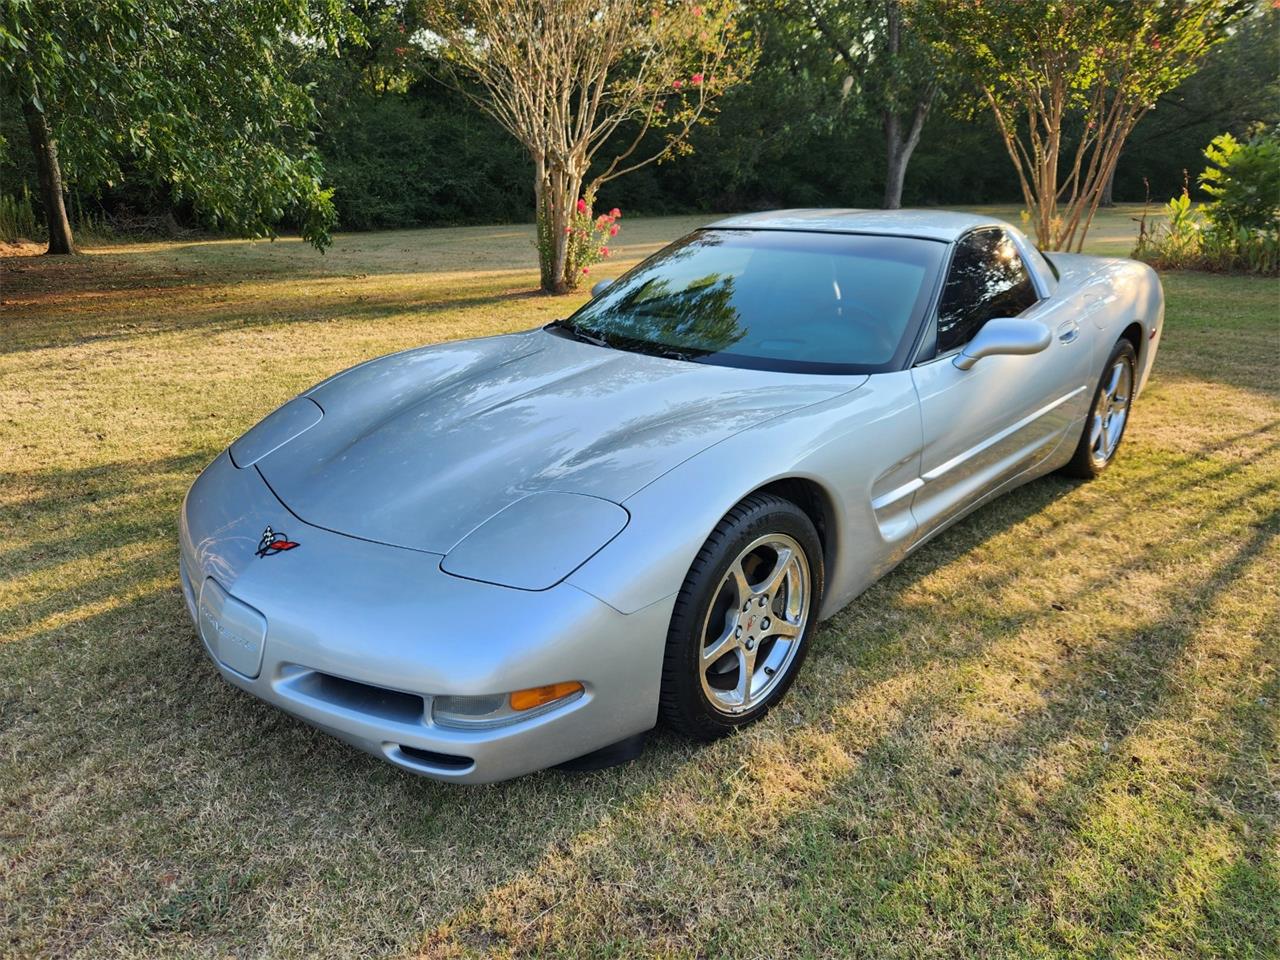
[[608, 272, 746, 355], [559, 228, 946, 371]]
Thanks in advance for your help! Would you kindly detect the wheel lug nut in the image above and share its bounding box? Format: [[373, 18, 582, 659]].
[[761, 617, 770, 629], [734, 626, 742, 638], [758, 597, 767, 608]]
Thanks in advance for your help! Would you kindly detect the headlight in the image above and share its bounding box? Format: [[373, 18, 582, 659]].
[[440, 492, 628, 590], [432, 681, 584, 729]]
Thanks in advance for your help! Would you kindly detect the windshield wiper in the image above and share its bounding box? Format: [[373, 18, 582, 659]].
[[549, 320, 704, 363], [649, 344, 705, 363], [548, 319, 610, 349]]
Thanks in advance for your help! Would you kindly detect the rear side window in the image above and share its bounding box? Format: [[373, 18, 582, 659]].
[[935, 229, 1040, 354]]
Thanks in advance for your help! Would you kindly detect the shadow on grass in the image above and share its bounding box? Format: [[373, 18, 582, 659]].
[[0, 452, 211, 580], [2, 415, 1277, 956], [416, 428, 1279, 956], [0, 272, 562, 356]]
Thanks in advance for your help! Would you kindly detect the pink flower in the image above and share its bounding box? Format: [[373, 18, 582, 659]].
[[610, 208, 621, 218], [691, 73, 704, 86], [610, 225, 619, 237], [582, 267, 590, 274], [601, 247, 610, 257], [672, 79, 683, 90], [692, 4, 703, 15], [564, 226, 571, 234], [1151, 37, 1162, 50], [576, 198, 587, 213]]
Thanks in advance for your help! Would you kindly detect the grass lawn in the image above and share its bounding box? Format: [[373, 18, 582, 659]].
[[1, 206, 1277, 958]]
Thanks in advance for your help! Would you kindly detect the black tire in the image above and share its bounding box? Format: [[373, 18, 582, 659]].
[[1061, 338, 1138, 480], [659, 493, 824, 741]]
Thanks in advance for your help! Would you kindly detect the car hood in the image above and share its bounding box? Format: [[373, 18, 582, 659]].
[[254, 328, 859, 554]]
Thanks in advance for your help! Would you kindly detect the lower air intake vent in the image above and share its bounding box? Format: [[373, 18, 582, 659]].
[[285, 669, 426, 725], [393, 744, 474, 772]]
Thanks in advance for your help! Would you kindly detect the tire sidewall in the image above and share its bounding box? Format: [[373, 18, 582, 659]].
[[665, 497, 824, 738]]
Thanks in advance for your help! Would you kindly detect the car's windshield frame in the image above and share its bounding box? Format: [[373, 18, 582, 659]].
[[548, 228, 950, 375]]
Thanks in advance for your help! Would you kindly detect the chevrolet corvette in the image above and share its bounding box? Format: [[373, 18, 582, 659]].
[[179, 210, 1163, 782]]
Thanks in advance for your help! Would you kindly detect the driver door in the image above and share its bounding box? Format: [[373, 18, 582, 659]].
[[909, 228, 1089, 540]]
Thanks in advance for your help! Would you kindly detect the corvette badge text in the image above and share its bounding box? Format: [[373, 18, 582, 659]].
[[256, 525, 299, 558], [206, 615, 257, 653]]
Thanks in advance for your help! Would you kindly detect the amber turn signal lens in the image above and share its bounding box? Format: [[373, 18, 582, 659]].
[[509, 681, 583, 712]]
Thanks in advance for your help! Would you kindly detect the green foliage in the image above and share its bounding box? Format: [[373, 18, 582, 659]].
[[1134, 129, 1280, 275], [0, 0, 353, 249], [778, 0, 941, 122], [3, 0, 1268, 239], [1134, 191, 1206, 269], [930, 0, 1246, 250], [0, 185, 38, 242], [1199, 128, 1280, 232], [1116, 6, 1279, 202], [316, 87, 530, 230]]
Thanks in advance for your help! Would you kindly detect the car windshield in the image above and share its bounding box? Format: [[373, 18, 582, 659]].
[[554, 229, 946, 373]]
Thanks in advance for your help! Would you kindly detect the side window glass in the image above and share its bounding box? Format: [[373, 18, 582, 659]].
[[935, 229, 1039, 354]]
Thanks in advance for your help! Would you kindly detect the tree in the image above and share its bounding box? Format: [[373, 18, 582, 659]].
[[423, 0, 755, 293], [0, 0, 347, 255], [933, 0, 1247, 251], [785, 0, 941, 209], [1117, 4, 1280, 202]]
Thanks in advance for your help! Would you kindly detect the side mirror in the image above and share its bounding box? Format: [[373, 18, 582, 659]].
[[953, 318, 1051, 370], [590, 278, 613, 298]]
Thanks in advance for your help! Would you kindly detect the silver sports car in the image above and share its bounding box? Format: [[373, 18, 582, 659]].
[[180, 210, 1163, 783]]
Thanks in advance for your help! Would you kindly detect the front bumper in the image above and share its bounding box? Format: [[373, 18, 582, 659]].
[[180, 452, 670, 783]]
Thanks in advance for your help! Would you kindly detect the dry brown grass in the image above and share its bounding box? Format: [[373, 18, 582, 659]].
[[1, 207, 1277, 959]]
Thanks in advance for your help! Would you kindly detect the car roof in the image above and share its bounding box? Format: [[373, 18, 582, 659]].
[[706, 208, 1006, 243]]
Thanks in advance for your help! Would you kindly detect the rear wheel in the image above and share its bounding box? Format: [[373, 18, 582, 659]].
[[659, 494, 823, 740], [1062, 339, 1137, 479]]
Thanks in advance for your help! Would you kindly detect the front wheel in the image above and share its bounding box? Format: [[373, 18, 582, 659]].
[[1062, 339, 1137, 479], [659, 493, 824, 741]]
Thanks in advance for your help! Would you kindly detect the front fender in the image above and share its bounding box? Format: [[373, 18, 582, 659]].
[[567, 370, 923, 620]]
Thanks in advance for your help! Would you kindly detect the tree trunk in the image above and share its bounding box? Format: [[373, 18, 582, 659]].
[[22, 96, 75, 255], [535, 162, 583, 295], [878, 1, 932, 210], [882, 92, 932, 210], [883, 112, 903, 210], [1100, 165, 1116, 208]]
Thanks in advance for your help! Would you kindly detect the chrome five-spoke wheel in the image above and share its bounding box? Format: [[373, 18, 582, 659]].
[[1089, 356, 1132, 467], [1063, 338, 1137, 480], [660, 493, 824, 740], [699, 533, 810, 715]]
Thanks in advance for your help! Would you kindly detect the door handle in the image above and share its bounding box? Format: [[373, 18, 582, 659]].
[[1057, 320, 1080, 343]]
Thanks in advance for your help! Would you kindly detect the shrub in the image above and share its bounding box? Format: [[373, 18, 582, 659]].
[[1133, 128, 1280, 276], [536, 194, 622, 291], [0, 185, 38, 242], [1200, 129, 1280, 233]]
